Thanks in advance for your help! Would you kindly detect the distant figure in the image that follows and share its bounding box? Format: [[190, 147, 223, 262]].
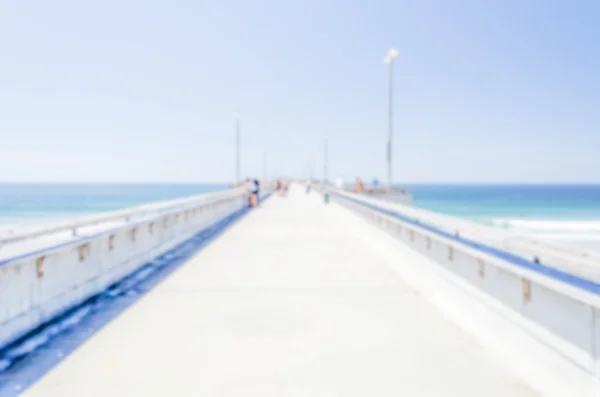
[[253, 179, 260, 205], [247, 178, 259, 208], [356, 178, 364, 192], [282, 179, 289, 197], [306, 179, 311, 194], [246, 179, 253, 207], [276, 179, 282, 195]]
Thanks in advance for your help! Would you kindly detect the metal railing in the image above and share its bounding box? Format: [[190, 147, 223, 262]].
[[328, 187, 600, 392], [0, 185, 265, 354], [317, 184, 600, 282], [0, 186, 247, 247]]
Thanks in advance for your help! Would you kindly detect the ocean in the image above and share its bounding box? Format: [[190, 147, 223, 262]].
[[408, 184, 600, 253], [1, 183, 599, 254], [0, 183, 228, 232]]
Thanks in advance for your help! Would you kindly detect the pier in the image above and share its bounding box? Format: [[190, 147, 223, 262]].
[[1, 184, 600, 396]]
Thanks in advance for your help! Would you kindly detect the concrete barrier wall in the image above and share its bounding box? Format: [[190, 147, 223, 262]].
[[0, 187, 258, 351], [339, 187, 414, 206], [317, 184, 600, 281], [326, 188, 600, 382]]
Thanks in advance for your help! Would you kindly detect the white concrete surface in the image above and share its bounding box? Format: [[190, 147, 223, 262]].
[[0, 222, 126, 261], [24, 185, 539, 397], [0, 189, 249, 351], [327, 192, 599, 397], [327, 186, 600, 391], [0, 186, 250, 262], [321, 185, 600, 281]]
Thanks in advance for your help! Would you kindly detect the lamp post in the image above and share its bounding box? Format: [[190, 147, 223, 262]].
[[235, 111, 241, 185], [263, 152, 267, 182], [383, 48, 398, 191], [324, 136, 328, 185]]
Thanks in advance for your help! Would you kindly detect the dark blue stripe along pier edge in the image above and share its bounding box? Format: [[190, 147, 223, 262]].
[[331, 191, 600, 295], [0, 193, 271, 397]]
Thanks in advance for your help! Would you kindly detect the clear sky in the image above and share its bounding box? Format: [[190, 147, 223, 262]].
[[0, 0, 598, 184]]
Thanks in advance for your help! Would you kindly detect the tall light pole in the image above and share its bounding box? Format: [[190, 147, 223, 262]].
[[235, 111, 241, 185], [383, 48, 398, 191], [263, 152, 267, 181], [324, 136, 328, 185]]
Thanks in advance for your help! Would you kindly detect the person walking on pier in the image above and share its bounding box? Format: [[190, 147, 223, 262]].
[[355, 177, 364, 193], [247, 178, 259, 208], [253, 179, 260, 206], [282, 179, 289, 197]]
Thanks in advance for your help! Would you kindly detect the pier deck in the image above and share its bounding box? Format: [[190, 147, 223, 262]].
[[23, 185, 537, 396]]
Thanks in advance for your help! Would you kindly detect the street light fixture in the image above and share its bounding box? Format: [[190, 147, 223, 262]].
[[263, 151, 267, 181], [235, 111, 241, 185], [383, 48, 398, 191], [324, 136, 328, 185]]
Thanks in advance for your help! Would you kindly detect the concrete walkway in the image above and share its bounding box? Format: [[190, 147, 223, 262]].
[[24, 185, 538, 396]]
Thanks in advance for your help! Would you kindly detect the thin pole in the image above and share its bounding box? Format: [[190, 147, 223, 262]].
[[387, 60, 393, 191], [236, 113, 240, 184], [263, 152, 267, 181], [324, 138, 328, 184]]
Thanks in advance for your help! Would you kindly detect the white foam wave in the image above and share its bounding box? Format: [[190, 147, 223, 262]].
[[488, 218, 600, 255], [490, 219, 600, 232], [533, 233, 600, 241]]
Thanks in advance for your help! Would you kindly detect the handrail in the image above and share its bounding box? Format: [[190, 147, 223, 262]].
[[320, 185, 600, 280], [327, 187, 600, 304], [0, 188, 252, 267], [0, 186, 247, 247]]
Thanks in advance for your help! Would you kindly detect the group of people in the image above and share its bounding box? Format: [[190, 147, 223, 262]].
[[276, 179, 289, 196], [245, 178, 298, 207], [355, 177, 365, 192]]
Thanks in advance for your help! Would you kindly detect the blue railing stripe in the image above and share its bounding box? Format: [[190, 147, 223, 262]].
[[0, 193, 272, 396], [0, 197, 246, 268], [331, 191, 600, 295]]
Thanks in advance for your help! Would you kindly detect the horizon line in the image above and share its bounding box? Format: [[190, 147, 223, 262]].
[[1, 181, 600, 186]]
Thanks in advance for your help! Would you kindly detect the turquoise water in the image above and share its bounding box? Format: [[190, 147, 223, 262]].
[[0, 183, 228, 226], [409, 185, 600, 221], [3, 183, 599, 224], [2, 183, 600, 251], [407, 184, 600, 252]]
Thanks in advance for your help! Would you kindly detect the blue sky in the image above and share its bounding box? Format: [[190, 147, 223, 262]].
[[0, 0, 598, 184]]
